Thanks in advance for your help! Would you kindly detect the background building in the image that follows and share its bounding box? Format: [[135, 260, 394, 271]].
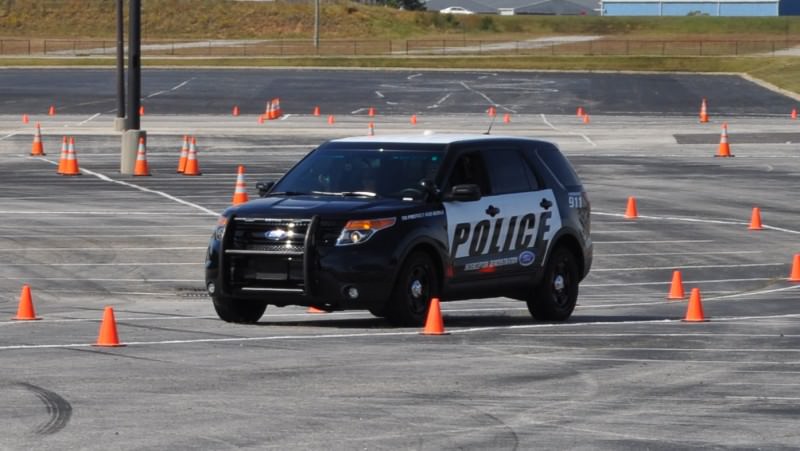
[[600, 0, 782, 16], [425, 0, 600, 15]]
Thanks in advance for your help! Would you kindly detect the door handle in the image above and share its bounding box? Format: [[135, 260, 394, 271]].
[[540, 198, 552, 210], [485, 205, 500, 217]]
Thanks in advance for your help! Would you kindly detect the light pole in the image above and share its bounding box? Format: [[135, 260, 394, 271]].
[[314, 0, 320, 50], [121, 0, 145, 174], [114, 0, 125, 131]]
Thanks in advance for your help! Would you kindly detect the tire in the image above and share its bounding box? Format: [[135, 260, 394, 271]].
[[386, 251, 439, 327], [527, 247, 579, 321], [212, 295, 267, 324]]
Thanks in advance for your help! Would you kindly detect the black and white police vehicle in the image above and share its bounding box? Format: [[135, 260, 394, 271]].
[[206, 133, 592, 326]]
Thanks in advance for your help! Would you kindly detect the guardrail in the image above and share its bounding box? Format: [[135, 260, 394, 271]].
[[1, 38, 798, 57]]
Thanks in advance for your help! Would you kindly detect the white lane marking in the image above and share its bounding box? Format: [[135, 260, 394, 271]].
[[594, 240, 714, 244], [147, 90, 167, 98], [593, 211, 800, 234], [0, 277, 202, 282], [540, 113, 596, 147], [171, 79, 191, 90], [427, 93, 452, 109], [5, 262, 202, 267], [407, 73, 422, 80], [77, 113, 101, 125], [598, 251, 763, 257], [726, 396, 800, 401], [351, 107, 366, 115], [0, 234, 209, 238], [591, 263, 784, 272], [79, 167, 218, 216], [0, 211, 211, 216], [583, 277, 775, 287], [4, 313, 800, 352], [459, 81, 517, 113], [375, 91, 384, 98], [0, 247, 204, 252], [0, 131, 21, 141]]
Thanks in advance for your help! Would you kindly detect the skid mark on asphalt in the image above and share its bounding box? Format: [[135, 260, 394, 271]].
[[15, 382, 72, 435]]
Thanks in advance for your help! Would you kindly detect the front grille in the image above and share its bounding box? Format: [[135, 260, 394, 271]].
[[225, 217, 315, 293], [231, 218, 310, 254]]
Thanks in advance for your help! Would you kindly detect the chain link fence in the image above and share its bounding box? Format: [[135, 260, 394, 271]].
[[1, 38, 798, 57]]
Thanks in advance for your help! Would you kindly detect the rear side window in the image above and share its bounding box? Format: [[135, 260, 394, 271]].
[[530, 144, 581, 188], [482, 148, 537, 194]]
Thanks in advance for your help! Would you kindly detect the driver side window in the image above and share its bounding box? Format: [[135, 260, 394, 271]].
[[446, 152, 490, 195]]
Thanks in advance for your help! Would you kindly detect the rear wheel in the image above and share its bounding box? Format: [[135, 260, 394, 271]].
[[527, 247, 579, 321], [212, 295, 267, 324], [386, 251, 439, 327]]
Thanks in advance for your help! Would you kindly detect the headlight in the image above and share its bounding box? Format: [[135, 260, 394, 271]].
[[213, 216, 228, 240], [336, 217, 396, 246]]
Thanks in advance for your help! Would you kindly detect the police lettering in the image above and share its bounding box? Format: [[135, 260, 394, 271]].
[[451, 213, 540, 259]]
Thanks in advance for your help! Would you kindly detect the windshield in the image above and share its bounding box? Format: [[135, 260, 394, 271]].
[[273, 145, 445, 200]]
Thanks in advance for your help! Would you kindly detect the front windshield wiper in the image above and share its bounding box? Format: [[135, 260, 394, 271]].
[[311, 191, 378, 198], [269, 191, 309, 196]]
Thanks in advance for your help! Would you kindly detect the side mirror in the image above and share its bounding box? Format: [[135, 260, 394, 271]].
[[255, 181, 275, 198], [444, 184, 481, 202], [419, 179, 440, 201]]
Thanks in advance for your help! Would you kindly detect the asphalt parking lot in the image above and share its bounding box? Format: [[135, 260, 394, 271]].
[[1, 69, 799, 449]]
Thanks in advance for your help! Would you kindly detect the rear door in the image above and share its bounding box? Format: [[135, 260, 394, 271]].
[[443, 144, 561, 281]]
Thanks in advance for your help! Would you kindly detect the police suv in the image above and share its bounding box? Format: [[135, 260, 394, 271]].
[[206, 134, 592, 326]]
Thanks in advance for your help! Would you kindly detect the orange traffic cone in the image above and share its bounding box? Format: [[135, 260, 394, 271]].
[[183, 137, 201, 176], [312, 105, 321, 116], [327, 115, 335, 125], [576, 106, 585, 117], [263, 100, 273, 120], [368, 106, 376, 117], [22, 114, 29, 124], [176, 135, 189, 173], [94, 306, 124, 347], [410, 114, 417, 125], [792, 108, 798, 120], [420, 298, 448, 335], [48, 105, 56, 116], [232, 165, 249, 205], [30, 122, 45, 156], [503, 113, 511, 124], [667, 270, 686, 300], [716, 122, 733, 157], [307, 306, 328, 314], [748, 207, 763, 230], [683, 288, 707, 322], [61, 137, 81, 176], [56, 136, 68, 174], [487, 106, 497, 117], [789, 254, 800, 282], [139, 105, 145, 116], [368, 122, 375, 136], [582, 114, 591, 124], [272, 98, 283, 119], [232, 105, 240, 117], [624, 196, 638, 219], [13, 284, 41, 321], [699, 98, 709, 123], [133, 137, 150, 176]]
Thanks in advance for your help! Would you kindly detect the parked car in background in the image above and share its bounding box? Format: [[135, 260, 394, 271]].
[[439, 6, 475, 14]]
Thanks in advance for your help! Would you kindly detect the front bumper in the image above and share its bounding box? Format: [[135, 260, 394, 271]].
[[205, 215, 397, 310]]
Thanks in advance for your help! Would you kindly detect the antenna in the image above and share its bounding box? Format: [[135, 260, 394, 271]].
[[484, 112, 496, 135]]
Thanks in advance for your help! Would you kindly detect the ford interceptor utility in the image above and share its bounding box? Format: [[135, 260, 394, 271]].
[[206, 134, 592, 326]]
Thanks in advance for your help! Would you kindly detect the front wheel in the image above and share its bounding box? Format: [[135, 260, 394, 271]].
[[527, 247, 579, 321], [386, 251, 439, 327], [212, 295, 267, 324]]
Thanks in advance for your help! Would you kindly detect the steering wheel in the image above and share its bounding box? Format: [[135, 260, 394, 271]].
[[398, 188, 424, 199]]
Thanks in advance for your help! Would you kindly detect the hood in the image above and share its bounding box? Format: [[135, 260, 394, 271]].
[[229, 195, 423, 219]]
